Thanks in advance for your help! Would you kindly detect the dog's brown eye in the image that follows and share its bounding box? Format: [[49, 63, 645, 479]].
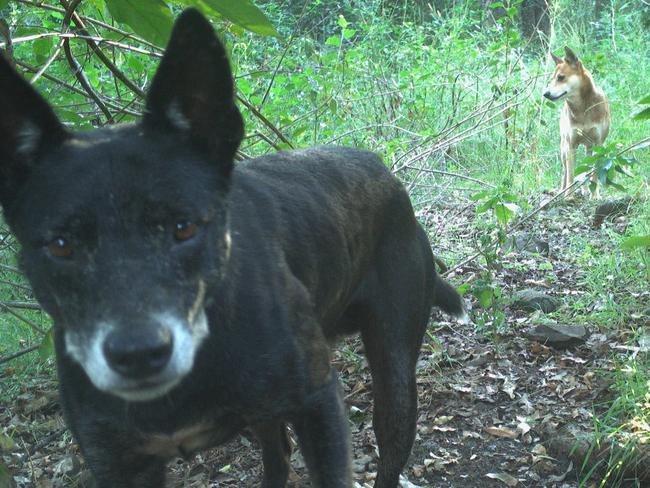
[[47, 237, 73, 258], [557, 74, 565, 81], [174, 221, 198, 242]]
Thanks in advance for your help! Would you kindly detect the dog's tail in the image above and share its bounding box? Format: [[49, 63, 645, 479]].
[[433, 273, 468, 323]]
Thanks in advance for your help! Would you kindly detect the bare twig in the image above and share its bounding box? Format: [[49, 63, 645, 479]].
[[16, 60, 142, 117], [0, 17, 12, 59], [0, 301, 41, 310], [0, 278, 32, 292], [61, 0, 114, 122], [1, 32, 161, 58], [237, 95, 294, 149], [400, 166, 496, 188], [0, 301, 46, 336], [0, 344, 40, 365], [60, 0, 147, 99], [15, 0, 163, 52], [0, 263, 22, 274], [29, 38, 65, 85]]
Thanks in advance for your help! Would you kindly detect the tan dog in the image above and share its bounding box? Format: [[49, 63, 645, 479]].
[[543, 47, 610, 197]]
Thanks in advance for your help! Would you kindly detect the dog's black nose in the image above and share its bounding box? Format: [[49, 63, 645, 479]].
[[103, 328, 173, 379], [543, 91, 551, 99]]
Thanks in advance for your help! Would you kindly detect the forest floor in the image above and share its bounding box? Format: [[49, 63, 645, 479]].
[[1, 193, 647, 488]]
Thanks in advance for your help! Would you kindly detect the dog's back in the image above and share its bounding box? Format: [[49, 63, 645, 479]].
[[232, 147, 424, 329]]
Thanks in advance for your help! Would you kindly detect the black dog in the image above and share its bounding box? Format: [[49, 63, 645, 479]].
[[0, 9, 465, 488]]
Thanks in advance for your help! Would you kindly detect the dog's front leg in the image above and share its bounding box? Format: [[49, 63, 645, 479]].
[[561, 141, 577, 197], [82, 448, 167, 488], [292, 368, 352, 488], [254, 421, 292, 488]]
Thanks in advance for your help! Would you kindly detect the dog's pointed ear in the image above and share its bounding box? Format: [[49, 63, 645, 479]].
[[0, 53, 68, 207], [551, 52, 563, 65], [563, 46, 581, 68], [143, 9, 243, 173]]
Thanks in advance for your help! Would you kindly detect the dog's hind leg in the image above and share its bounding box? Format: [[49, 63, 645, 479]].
[[254, 421, 292, 488], [357, 226, 434, 488]]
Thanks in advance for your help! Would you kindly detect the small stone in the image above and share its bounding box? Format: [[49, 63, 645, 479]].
[[526, 323, 589, 348], [593, 197, 632, 228], [505, 233, 550, 256], [512, 290, 561, 313], [352, 454, 373, 473], [54, 455, 81, 477]]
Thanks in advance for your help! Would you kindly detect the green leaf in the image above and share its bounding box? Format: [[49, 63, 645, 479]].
[[0, 433, 14, 451], [0, 461, 11, 488], [470, 190, 491, 201], [632, 106, 650, 120], [621, 235, 650, 249], [337, 15, 349, 28], [38, 329, 55, 361], [106, 0, 174, 47], [180, 0, 280, 38], [0, 0, 9, 10], [457, 283, 470, 296], [325, 35, 341, 47], [638, 94, 650, 104], [292, 125, 308, 139], [477, 287, 494, 308], [606, 181, 626, 191], [494, 202, 515, 226], [127, 55, 144, 74], [32, 37, 54, 64], [476, 197, 497, 214], [342, 28, 356, 40]]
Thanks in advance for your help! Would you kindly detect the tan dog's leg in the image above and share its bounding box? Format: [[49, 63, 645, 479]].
[[561, 138, 576, 198]]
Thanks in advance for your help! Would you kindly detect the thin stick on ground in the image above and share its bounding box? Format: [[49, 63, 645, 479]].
[[0, 344, 40, 365]]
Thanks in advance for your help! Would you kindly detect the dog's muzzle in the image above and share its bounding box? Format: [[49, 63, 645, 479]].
[[543, 90, 566, 101], [103, 326, 173, 379], [65, 308, 209, 402]]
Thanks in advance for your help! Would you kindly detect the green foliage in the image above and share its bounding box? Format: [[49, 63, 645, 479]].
[[575, 143, 636, 193], [632, 94, 650, 120], [179, 0, 280, 38], [621, 235, 650, 250], [471, 185, 521, 227], [106, 0, 174, 47], [38, 329, 55, 360], [462, 270, 506, 334], [0, 460, 12, 488]]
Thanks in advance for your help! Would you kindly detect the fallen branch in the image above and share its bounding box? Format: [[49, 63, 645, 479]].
[[0, 301, 46, 336], [0, 344, 40, 365], [0, 301, 41, 310]]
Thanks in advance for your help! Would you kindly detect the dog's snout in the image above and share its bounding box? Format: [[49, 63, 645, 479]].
[[103, 327, 173, 379], [543, 90, 552, 99]]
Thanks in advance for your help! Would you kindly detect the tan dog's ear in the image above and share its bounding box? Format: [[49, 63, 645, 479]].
[[564, 46, 582, 68], [551, 52, 563, 65]]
